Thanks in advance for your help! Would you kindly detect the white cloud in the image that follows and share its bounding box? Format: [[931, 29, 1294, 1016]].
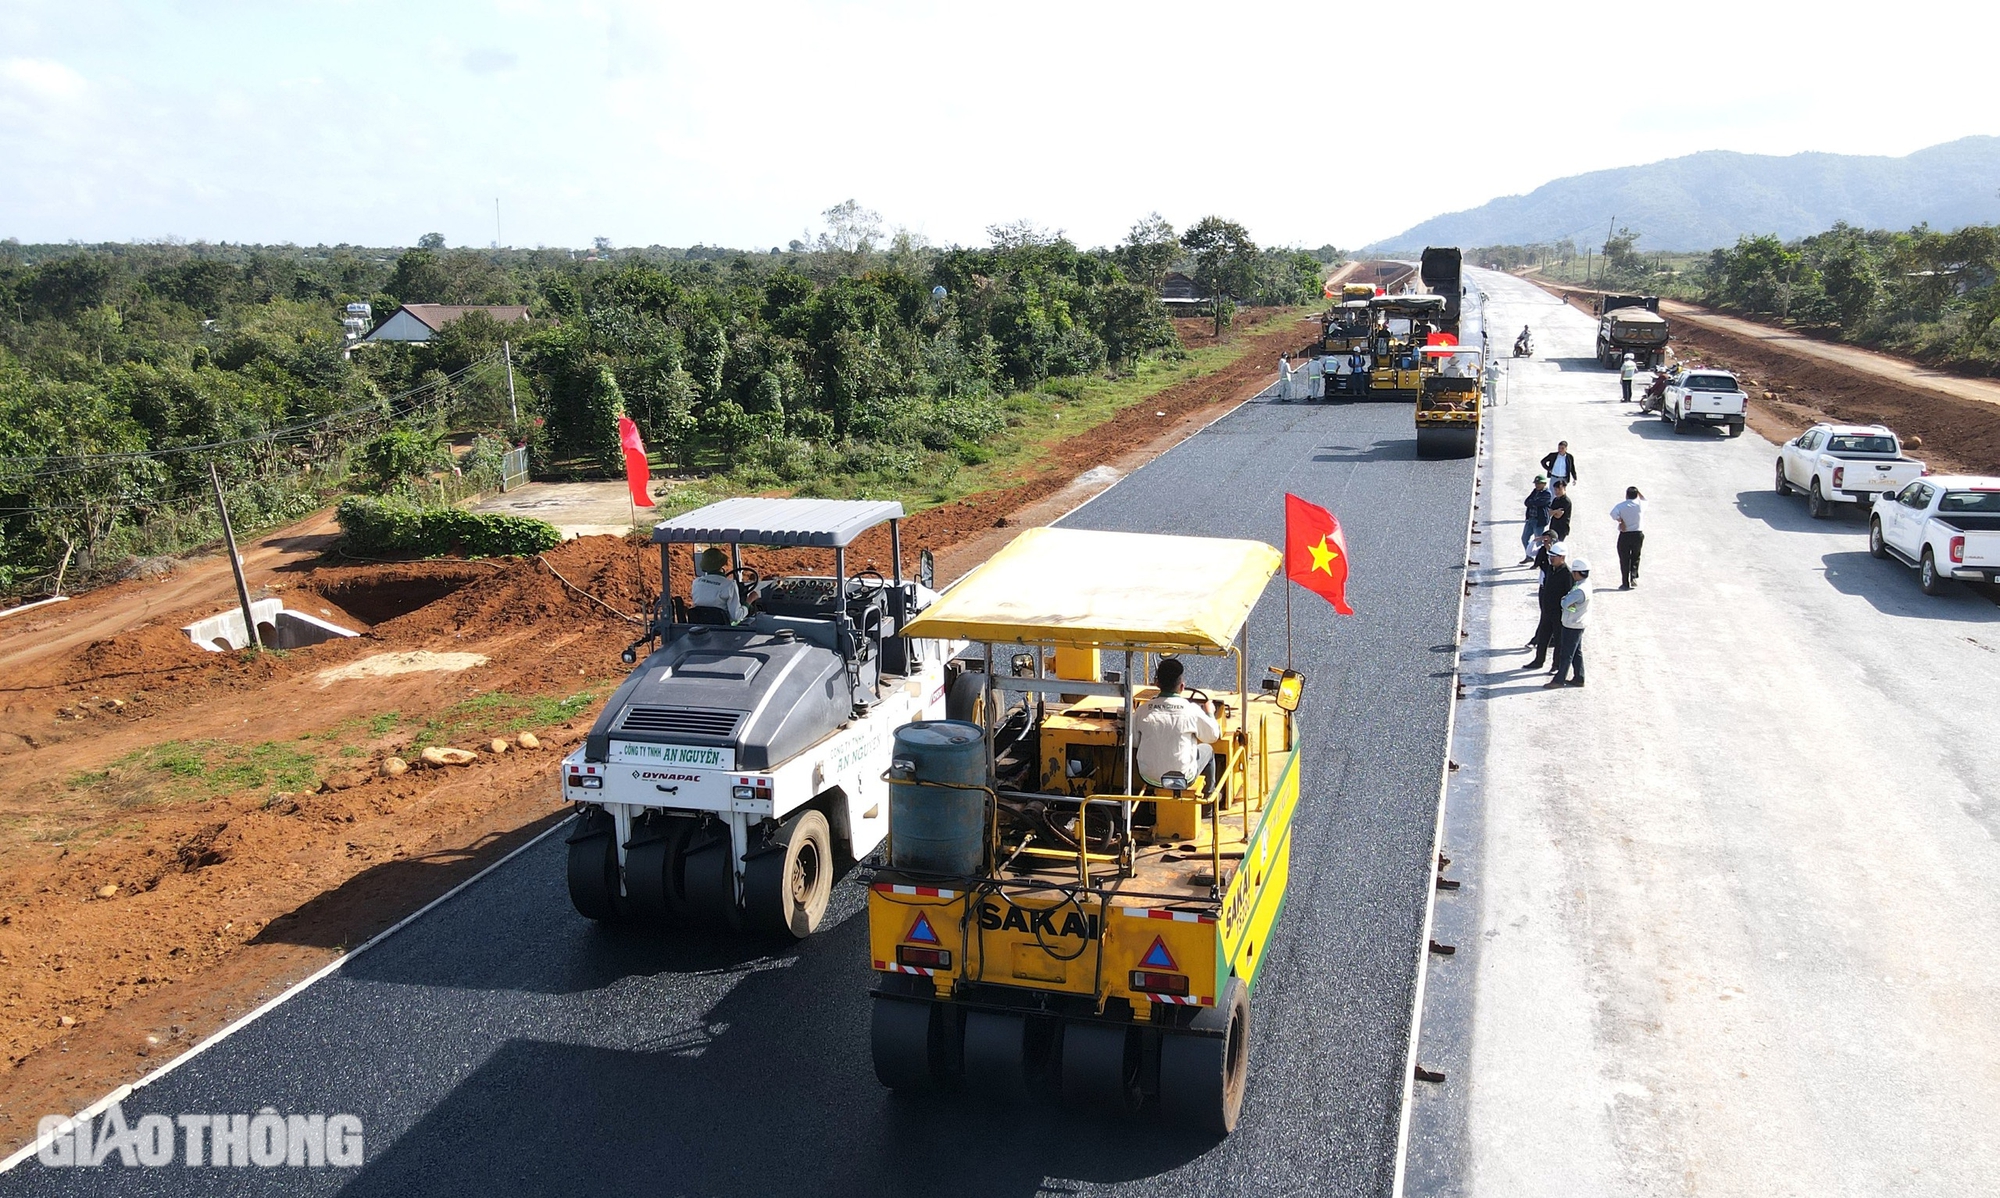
[[0, 56, 87, 101]]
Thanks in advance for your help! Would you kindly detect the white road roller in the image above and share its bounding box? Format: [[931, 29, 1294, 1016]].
[[560, 498, 966, 938]]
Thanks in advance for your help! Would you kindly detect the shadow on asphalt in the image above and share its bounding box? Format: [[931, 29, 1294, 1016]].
[[339, 913, 1207, 1197], [1313, 441, 1414, 463], [1822, 551, 2000, 618], [1547, 356, 1612, 372], [1623, 414, 1732, 441], [1734, 488, 1865, 531]]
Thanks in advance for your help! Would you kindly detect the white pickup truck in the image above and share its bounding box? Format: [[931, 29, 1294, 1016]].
[[1775, 423, 1926, 519], [1660, 367, 1747, 437], [1869, 475, 2000, 594]]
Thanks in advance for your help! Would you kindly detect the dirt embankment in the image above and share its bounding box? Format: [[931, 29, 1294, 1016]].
[[0, 311, 1315, 1153], [1539, 283, 2000, 474]]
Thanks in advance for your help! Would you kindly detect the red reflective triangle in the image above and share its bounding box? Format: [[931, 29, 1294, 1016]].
[[905, 912, 940, 945], [1140, 935, 1177, 970]]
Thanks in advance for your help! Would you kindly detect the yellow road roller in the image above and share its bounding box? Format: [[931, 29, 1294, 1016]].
[[1414, 344, 1483, 459], [865, 527, 1306, 1134]]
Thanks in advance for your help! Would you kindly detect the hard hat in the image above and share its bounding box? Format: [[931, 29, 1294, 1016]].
[[1569, 557, 1590, 575], [1622, 352, 1634, 360], [1549, 542, 1568, 557], [698, 547, 727, 573]]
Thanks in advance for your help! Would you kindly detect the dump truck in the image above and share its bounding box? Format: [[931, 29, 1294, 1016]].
[[559, 497, 963, 938], [1419, 246, 1463, 338], [1414, 344, 1482, 458], [865, 526, 1305, 1133], [1595, 294, 1669, 368]]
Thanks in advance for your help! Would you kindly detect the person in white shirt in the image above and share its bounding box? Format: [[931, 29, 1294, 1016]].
[[1134, 658, 1220, 790], [1609, 486, 1646, 589], [1619, 353, 1637, 401], [1544, 557, 1592, 688], [689, 547, 747, 624]]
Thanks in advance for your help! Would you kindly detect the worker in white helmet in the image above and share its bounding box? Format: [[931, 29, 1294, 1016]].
[[1545, 556, 1591, 688], [1619, 353, 1638, 401]]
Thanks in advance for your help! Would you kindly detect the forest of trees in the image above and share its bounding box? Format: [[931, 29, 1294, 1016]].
[[0, 208, 1338, 595]]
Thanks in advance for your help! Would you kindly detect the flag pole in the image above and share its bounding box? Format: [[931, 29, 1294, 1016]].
[[1285, 579, 1293, 670]]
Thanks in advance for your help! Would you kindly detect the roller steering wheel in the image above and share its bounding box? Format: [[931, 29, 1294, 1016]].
[[848, 568, 887, 594], [1183, 687, 1211, 707], [727, 565, 762, 603]]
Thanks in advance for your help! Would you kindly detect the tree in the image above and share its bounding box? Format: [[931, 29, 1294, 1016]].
[[1602, 226, 1644, 279], [817, 200, 882, 255], [1117, 213, 1179, 291], [418, 233, 446, 250], [1180, 217, 1259, 301]]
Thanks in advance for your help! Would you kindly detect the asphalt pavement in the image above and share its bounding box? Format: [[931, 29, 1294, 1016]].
[[3, 383, 1474, 1196]]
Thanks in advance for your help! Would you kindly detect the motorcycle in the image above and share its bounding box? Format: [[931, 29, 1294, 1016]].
[[1512, 332, 1533, 358]]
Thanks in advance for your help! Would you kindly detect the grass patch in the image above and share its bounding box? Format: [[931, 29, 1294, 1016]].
[[402, 686, 608, 751], [67, 739, 321, 807]]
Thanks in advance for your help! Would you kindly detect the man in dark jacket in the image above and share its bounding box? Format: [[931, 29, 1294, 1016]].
[[1540, 441, 1578, 487], [1520, 475, 1553, 563], [1526, 538, 1572, 670], [1547, 479, 1574, 541]]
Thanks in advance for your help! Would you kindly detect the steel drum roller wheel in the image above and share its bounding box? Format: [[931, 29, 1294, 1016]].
[[564, 810, 623, 922], [745, 809, 832, 939], [1060, 1022, 1142, 1113], [962, 1011, 1034, 1102], [1159, 982, 1251, 1135], [871, 999, 942, 1091]]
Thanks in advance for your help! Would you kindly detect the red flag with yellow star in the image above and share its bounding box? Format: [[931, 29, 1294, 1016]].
[[1285, 493, 1353, 615]]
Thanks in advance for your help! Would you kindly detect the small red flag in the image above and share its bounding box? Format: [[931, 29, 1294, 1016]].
[[1285, 493, 1353, 615], [618, 416, 653, 509]]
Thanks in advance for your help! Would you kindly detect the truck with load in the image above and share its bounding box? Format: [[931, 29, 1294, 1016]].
[[1775, 423, 1926, 518], [865, 526, 1306, 1134], [559, 497, 963, 938], [1596, 294, 1669, 368], [1869, 476, 2000, 595]]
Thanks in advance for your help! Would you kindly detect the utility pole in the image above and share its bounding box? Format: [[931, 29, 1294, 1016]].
[[503, 340, 519, 426], [495, 197, 502, 249], [209, 461, 261, 651]]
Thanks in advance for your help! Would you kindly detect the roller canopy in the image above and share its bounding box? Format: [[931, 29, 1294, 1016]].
[[900, 526, 1282, 653], [651, 497, 903, 548]]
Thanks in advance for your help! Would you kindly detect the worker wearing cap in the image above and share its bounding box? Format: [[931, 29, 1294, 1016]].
[[1619, 353, 1637, 401], [1526, 537, 1572, 670], [1521, 474, 1553, 563], [689, 546, 747, 624], [1545, 557, 1591, 688], [1135, 657, 1220, 792]]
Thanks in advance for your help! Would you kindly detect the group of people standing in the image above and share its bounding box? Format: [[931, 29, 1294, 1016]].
[[1516, 439, 1651, 689]]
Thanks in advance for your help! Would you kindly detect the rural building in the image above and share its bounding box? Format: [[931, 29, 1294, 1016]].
[[364, 304, 531, 343], [1159, 272, 1213, 314]]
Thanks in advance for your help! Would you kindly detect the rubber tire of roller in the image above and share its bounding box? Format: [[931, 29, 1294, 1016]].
[[945, 670, 987, 724], [1158, 981, 1251, 1135], [564, 811, 622, 923], [744, 809, 832, 939], [680, 826, 743, 932], [871, 998, 942, 1092], [962, 1011, 1034, 1103], [1060, 1022, 1142, 1114], [624, 818, 695, 925]]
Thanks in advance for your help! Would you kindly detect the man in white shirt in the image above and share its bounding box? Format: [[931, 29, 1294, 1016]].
[[1135, 658, 1220, 791], [1544, 557, 1592, 689], [1609, 486, 1646, 589], [1619, 353, 1637, 401], [689, 547, 747, 624]]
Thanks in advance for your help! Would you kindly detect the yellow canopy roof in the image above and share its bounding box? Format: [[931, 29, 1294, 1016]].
[[903, 527, 1282, 652]]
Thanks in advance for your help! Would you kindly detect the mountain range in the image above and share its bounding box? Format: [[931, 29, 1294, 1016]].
[[1365, 136, 2000, 253]]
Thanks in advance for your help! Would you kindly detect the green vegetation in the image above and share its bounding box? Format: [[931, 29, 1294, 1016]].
[[67, 738, 321, 806], [400, 686, 607, 751], [334, 496, 562, 557], [0, 210, 1338, 596], [1480, 221, 2000, 374]]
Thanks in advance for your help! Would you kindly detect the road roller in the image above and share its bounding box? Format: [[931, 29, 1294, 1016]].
[[1414, 344, 1482, 459], [558, 497, 964, 938], [865, 526, 1307, 1134]]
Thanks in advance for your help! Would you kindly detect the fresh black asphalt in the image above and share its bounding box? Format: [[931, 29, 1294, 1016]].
[[3, 392, 1472, 1197]]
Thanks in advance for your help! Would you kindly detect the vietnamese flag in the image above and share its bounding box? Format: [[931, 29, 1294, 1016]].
[[1285, 493, 1353, 615], [618, 416, 653, 509]]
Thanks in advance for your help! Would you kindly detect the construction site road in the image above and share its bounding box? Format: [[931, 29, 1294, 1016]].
[[1, 386, 1474, 1195], [1406, 270, 2000, 1196]]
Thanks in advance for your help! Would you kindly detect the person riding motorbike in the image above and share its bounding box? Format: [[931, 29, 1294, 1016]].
[[1513, 326, 1533, 357]]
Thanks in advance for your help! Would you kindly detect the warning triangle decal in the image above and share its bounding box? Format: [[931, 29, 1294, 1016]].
[[905, 912, 941, 945], [1140, 935, 1177, 970]]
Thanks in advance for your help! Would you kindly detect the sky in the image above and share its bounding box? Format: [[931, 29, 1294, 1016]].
[[2, 0, 1995, 253]]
